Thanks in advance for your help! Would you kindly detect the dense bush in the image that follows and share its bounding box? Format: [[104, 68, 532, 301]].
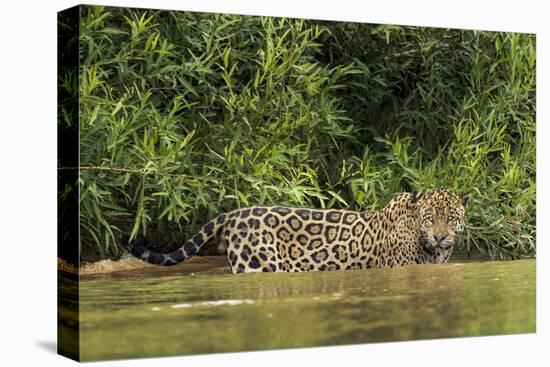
[[59, 5, 535, 261]]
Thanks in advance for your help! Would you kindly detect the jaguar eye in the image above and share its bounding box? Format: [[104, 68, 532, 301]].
[[447, 215, 461, 228]]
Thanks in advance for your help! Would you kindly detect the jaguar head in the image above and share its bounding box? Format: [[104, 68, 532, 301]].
[[411, 188, 471, 255]]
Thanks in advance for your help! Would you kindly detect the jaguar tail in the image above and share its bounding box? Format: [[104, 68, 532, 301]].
[[122, 214, 227, 266]]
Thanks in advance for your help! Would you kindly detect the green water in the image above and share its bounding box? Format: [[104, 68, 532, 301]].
[[66, 258, 535, 361]]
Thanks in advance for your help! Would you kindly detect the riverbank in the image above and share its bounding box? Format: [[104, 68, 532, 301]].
[[59, 255, 232, 276], [58, 249, 514, 276]]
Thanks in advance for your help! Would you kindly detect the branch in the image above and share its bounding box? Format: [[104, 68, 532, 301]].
[[465, 216, 506, 231], [57, 165, 239, 181], [59, 166, 142, 174]]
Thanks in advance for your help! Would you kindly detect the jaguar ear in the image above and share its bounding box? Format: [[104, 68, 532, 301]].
[[461, 193, 472, 208], [410, 191, 423, 204]]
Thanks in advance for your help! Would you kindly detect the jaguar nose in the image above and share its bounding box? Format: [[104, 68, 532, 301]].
[[434, 233, 448, 244]]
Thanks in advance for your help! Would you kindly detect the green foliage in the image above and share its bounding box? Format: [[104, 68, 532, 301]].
[[64, 5, 535, 260]]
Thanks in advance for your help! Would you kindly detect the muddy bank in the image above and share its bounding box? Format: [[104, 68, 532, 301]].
[[59, 249, 502, 276], [58, 254, 153, 275], [59, 255, 231, 276]]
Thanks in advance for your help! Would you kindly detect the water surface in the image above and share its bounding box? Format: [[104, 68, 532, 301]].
[[66, 258, 535, 361]]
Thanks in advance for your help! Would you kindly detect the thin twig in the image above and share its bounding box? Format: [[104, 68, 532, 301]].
[[59, 166, 141, 174], [58, 165, 239, 181], [465, 216, 506, 231]]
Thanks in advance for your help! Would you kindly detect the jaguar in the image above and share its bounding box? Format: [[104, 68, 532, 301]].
[[123, 188, 471, 273]]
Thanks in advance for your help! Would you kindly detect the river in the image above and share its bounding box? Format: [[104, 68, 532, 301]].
[[59, 257, 535, 361]]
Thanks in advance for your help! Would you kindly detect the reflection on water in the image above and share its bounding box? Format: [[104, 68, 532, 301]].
[[64, 258, 535, 361]]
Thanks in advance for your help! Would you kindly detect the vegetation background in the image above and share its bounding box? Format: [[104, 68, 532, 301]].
[[58, 5, 536, 262]]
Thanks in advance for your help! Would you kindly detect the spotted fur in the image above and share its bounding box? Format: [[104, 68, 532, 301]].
[[123, 188, 471, 273]]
